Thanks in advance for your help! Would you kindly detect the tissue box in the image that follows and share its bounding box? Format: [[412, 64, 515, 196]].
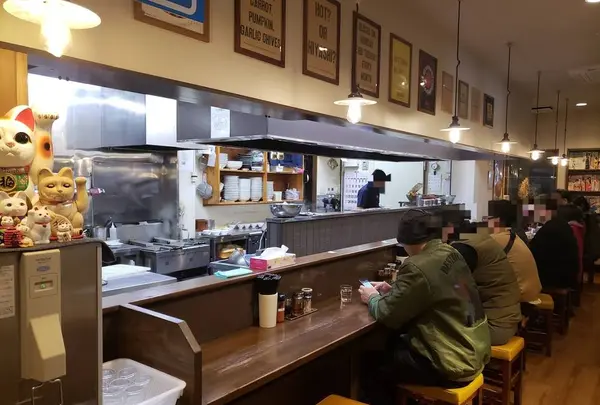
[[250, 253, 296, 271]]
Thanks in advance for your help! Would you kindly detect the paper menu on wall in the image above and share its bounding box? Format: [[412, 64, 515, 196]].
[[427, 173, 443, 195], [343, 171, 369, 210], [0, 265, 15, 319]]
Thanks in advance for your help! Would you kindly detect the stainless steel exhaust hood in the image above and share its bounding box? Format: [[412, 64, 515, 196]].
[[180, 107, 493, 161]]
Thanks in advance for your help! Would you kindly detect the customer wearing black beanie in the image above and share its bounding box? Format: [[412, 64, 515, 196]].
[[396, 209, 436, 256]]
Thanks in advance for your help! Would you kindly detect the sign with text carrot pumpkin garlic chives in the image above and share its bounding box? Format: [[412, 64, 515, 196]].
[[352, 13, 381, 98], [303, 0, 340, 85], [235, 0, 286, 67]]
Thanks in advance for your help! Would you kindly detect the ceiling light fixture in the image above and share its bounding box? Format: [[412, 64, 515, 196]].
[[440, 0, 469, 143], [496, 43, 516, 153], [528, 71, 545, 160], [576, 102, 588, 107], [585, 0, 600, 4], [561, 98, 570, 167], [547, 90, 561, 165], [2, 0, 100, 58], [333, 0, 376, 124]]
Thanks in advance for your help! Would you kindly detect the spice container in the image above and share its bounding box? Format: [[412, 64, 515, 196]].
[[285, 296, 293, 316], [292, 291, 305, 316], [277, 293, 286, 323], [301, 288, 313, 313]]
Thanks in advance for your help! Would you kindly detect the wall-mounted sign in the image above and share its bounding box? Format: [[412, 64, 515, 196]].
[[441, 71, 453, 114], [484, 93, 495, 128], [302, 0, 340, 85], [417, 49, 437, 116], [352, 12, 381, 98], [388, 33, 412, 108], [458, 80, 469, 120], [471, 87, 482, 123], [235, 0, 286, 67], [134, 0, 210, 42]]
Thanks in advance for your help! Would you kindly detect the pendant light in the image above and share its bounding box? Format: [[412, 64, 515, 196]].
[[561, 98, 570, 167], [547, 91, 561, 165], [528, 71, 545, 160], [440, 0, 470, 143], [3, 0, 101, 58], [496, 43, 516, 153], [334, 0, 376, 124]]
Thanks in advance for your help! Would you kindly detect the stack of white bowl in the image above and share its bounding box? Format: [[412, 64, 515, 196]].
[[219, 153, 229, 169], [239, 178, 251, 202], [250, 177, 263, 201], [266, 181, 275, 201], [223, 176, 240, 201]]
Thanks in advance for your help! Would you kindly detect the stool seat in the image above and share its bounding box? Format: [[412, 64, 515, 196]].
[[399, 374, 484, 404], [317, 395, 367, 405], [536, 293, 554, 311], [491, 336, 525, 361]]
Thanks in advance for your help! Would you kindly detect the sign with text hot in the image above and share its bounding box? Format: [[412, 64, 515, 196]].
[[302, 0, 340, 85], [135, 0, 210, 42], [235, 0, 286, 67], [352, 12, 381, 98]]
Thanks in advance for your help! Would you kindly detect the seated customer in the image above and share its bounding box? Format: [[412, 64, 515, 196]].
[[451, 233, 522, 345], [358, 209, 490, 405]]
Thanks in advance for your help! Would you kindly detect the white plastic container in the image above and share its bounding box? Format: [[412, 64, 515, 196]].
[[103, 358, 186, 405]]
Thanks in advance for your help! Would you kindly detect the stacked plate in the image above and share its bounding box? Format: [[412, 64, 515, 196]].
[[223, 176, 240, 201], [238, 150, 264, 171], [266, 181, 275, 201], [250, 177, 263, 201], [219, 153, 229, 169], [239, 178, 251, 202]]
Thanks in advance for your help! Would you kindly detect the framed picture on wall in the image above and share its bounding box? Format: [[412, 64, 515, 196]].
[[352, 11, 381, 98], [234, 0, 286, 67], [471, 87, 482, 124], [302, 0, 341, 85], [134, 0, 210, 42], [441, 71, 453, 114], [388, 33, 412, 107], [483, 93, 495, 128], [417, 50, 437, 115], [458, 80, 469, 120]]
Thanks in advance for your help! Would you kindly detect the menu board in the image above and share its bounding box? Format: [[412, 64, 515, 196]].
[[352, 12, 381, 98], [388, 33, 412, 107], [235, 0, 286, 67], [302, 0, 340, 85]]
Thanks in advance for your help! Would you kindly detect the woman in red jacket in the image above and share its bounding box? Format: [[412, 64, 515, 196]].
[[557, 204, 585, 306]]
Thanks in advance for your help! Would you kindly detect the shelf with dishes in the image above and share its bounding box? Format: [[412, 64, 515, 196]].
[[203, 147, 305, 206]]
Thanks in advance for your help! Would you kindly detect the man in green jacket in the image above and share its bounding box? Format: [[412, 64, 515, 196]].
[[358, 209, 490, 405]]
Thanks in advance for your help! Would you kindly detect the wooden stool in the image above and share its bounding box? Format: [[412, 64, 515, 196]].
[[525, 293, 554, 356], [317, 395, 366, 405], [484, 336, 525, 405], [543, 288, 571, 335], [398, 374, 484, 405]]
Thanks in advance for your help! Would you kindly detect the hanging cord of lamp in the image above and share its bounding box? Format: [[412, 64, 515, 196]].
[[497, 42, 516, 153], [333, 0, 376, 124], [529, 71, 545, 160], [441, 0, 470, 143], [561, 98, 570, 166], [548, 91, 561, 165]]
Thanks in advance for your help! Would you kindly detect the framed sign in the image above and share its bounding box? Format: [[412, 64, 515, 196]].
[[134, 0, 210, 42], [484, 93, 495, 128], [458, 80, 469, 120], [471, 87, 482, 123], [388, 33, 412, 107], [302, 0, 340, 85], [417, 50, 437, 115], [234, 0, 286, 67], [441, 71, 453, 114], [352, 12, 381, 98]]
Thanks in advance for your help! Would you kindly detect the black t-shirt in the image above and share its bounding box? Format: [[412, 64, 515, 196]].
[[357, 182, 380, 208]]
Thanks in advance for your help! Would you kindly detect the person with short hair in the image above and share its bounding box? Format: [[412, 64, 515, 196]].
[[358, 209, 490, 405], [356, 169, 391, 209]]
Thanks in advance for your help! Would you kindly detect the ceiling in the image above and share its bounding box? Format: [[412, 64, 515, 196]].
[[409, 0, 600, 109]]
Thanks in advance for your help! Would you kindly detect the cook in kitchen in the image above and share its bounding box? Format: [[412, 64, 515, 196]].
[[357, 169, 391, 209]]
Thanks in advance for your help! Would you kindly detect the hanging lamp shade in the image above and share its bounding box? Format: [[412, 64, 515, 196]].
[[547, 91, 561, 165], [496, 133, 516, 153], [528, 71, 545, 160], [560, 98, 570, 167], [496, 43, 516, 154]]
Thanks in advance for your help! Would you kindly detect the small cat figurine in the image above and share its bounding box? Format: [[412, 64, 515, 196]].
[[27, 206, 51, 244], [1, 216, 14, 228], [16, 222, 31, 237], [56, 222, 72, 243], [0, 106, 36, 201], [0, 191, 28, 224], [37, 167, 89, 233]]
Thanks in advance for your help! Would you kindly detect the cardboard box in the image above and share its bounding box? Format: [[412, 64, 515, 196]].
[[250, 253, 296, 271]]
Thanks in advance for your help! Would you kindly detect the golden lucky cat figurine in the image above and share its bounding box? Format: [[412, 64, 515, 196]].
[[37, 167, 89, 232]]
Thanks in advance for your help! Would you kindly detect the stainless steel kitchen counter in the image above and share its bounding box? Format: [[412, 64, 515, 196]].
[[102, 272, 177, 297]]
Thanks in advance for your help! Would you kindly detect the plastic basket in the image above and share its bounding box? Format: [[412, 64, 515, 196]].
[[103, 358, 186, 405]]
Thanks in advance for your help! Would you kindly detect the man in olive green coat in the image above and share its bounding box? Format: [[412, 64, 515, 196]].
[[358, 209, 490, 405]]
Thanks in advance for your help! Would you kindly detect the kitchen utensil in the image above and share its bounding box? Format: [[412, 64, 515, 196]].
[[226, 249, 248, 266], [270, 203, 303, 218], [226, 161, 243, 170]]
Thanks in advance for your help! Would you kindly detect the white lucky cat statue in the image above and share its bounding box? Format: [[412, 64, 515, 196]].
[[0, 106, 36, 202], [0, 191, 28, 224], [56, 222, 72, 243], [27, 206, 51, 244]]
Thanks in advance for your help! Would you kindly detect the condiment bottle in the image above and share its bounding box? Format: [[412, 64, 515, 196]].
[[277, 294, 286, 323], [292, 291, 304, 317], [301, 288, 313, 313]]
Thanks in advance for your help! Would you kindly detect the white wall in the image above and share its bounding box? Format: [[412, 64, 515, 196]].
[[356, 160, 424, 208], [451, 160, 492, 220], [316, 157, 341, 194], [0, 0, 533, 155]]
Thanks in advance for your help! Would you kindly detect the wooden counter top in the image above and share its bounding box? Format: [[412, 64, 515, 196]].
[[201, 296, 376, 405], [102, 239, 397, 313]]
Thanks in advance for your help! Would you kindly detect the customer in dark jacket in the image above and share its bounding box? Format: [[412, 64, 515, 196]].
[[452, 235, 522, 345], [358, 209, 490, 405], [574, 196, 600, 283]]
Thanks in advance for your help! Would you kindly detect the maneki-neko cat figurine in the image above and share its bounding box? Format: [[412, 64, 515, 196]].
[[36, 167, 89, 235], [0, 106, 37, 201], [0, 191, 28, 224]]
